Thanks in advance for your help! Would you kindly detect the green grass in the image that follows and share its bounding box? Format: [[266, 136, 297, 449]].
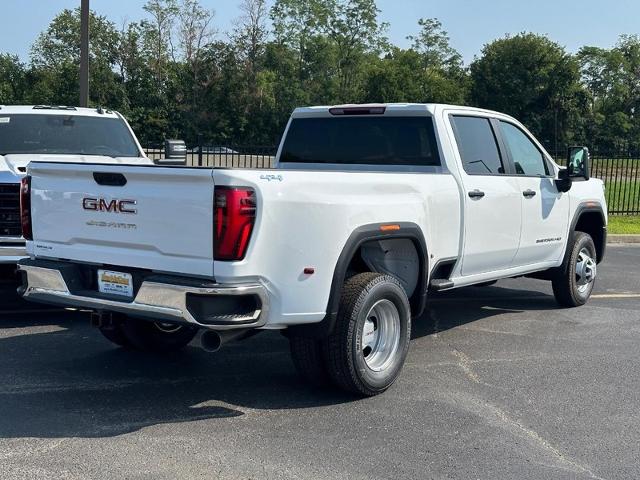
[[608, 216, 640, 234]]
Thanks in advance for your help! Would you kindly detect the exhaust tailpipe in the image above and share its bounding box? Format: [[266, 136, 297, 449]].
[[200, 329, 251, 353]]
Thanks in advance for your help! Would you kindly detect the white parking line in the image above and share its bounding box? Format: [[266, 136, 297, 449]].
[[428, 293, 640, 303], [591, 293, 640, 299], [0, 309, 67, 315]]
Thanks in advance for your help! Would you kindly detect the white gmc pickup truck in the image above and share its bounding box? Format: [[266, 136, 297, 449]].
[[0, 105, 152, 263], [18, 104, 607, 396]]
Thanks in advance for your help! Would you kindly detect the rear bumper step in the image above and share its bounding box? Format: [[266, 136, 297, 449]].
[[17, 260, 269, 330]]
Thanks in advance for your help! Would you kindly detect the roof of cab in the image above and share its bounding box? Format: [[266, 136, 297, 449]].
[[0, 105, 121, 118], [291, 103, 508, 118]]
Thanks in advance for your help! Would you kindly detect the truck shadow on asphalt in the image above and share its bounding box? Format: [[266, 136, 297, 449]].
[[0, 284, 559, 439], [412, 284, 560, 339]]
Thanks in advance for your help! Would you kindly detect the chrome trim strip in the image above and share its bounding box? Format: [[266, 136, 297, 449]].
[[0, 236, 25, 244], [18, 264, 269, 330], [0, 244, 26, 260]]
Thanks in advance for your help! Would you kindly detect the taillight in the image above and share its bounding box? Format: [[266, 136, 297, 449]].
[[214, 187, 256, 261], [20, 176, 32, 241]]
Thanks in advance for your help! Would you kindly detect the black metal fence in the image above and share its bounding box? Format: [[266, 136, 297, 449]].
[[144, 144, 640, 216], [551, 151, 640, 215], [590, 153, 640, 215], [143, 145, 277, 169]]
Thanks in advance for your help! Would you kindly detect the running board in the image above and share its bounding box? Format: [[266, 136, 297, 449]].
[[429, 279, 454, 291]]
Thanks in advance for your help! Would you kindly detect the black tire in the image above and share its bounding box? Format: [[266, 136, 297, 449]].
[[552, 231, 597, 307], [120, 318, 198, 353], [323, 272, 411, 396], [289, 336, 330, 387]]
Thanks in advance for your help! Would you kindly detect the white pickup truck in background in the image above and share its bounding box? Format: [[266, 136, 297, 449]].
[[0, 105, 152, 263], [18, 103, 607, 396]]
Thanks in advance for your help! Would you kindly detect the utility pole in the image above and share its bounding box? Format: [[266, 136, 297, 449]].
[[79, 0, 90, 107]]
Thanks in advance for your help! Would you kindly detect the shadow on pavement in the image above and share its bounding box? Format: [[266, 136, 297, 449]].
[[0, 274, 62, 314], [0, 281, 560, 439], [0, 312, 354, 439], [412, 283, 560, 339]]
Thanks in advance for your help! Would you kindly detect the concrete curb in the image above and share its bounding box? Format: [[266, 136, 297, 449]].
[[608, 234, 640, 244]]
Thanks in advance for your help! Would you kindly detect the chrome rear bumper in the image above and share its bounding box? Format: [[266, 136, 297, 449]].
[[0, 237, 26, 264], [18, 261, 269, 330]]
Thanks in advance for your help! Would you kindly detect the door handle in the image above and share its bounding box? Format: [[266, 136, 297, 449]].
[[468, 189, 485, 199], [93, 172, 127, 186], [523, 189, 537, 198]]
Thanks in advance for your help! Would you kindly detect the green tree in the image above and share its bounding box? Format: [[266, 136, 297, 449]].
[[407, 18, 462, 71], [363, 47, 467, 104], [270, 0, 335, 106], [118, 20, 171, 142], [271, 0, 332, 68], [470, 33, 587, 152], [363, 18, 467, 105], [326, 0, 389, 101], [20, 2, 638, 152], [30, 8, 124, 107], [579, 36, 640, 151], [142, 0, 179, 82], [0, 54, 28, 104]]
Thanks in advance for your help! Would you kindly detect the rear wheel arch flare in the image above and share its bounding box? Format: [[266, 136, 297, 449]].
[[287, 222, 429, 339]]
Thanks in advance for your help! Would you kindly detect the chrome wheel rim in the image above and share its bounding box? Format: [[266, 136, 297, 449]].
[[154, 322, 183, 334], [576, 248, 597, 294], [361, 299, 401, 372]]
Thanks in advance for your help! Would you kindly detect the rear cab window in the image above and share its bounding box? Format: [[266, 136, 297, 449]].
[[279, 116, 441, 168]]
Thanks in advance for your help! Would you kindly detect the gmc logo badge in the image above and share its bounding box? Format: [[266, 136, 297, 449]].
[[83, 198, 137, 214]]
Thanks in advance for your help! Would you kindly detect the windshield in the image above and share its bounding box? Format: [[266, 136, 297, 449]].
[[0, 114, 140, 157], [280, 116, 441, 166]]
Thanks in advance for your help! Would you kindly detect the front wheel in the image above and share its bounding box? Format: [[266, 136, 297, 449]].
[[323, 272, 411, 396], [120, 317, 198, 353], [552, 232, 597, 307]]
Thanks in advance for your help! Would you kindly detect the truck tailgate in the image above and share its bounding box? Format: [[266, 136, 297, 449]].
[[28, 162, 215, 277]]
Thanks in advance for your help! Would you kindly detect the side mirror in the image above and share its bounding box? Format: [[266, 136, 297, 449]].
[[155, 139, 187, 166], [555, 167, 572, 193], [567, 146, 590, 180]]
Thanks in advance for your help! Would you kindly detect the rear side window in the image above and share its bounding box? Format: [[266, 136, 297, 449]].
[[279, 116, 441, 166], [451, 116, 504, 175]]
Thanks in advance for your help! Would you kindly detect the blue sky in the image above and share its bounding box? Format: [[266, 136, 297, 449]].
[[0, 0, 638, 63]]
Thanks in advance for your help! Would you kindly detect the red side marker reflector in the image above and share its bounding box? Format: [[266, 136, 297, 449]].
[[303, 268, 315, 275]]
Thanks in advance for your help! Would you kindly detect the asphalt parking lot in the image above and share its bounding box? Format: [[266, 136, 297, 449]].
[[0, 246, 639, 480]]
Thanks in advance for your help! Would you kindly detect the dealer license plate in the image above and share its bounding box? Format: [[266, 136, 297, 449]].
[[97, 270, 133, 298]]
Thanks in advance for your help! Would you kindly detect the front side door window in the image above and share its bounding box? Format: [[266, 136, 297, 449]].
[[499, 121, 549, 177]]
